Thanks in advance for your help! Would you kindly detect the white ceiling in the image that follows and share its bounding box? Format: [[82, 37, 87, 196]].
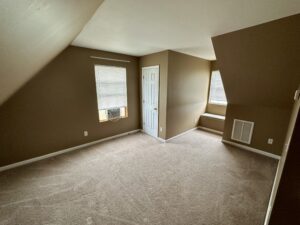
[[72, 0, 300, 60], [0, 0, 104, 105]]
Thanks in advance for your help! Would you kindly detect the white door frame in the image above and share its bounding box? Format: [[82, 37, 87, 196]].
[[141, 65, 160, 138]]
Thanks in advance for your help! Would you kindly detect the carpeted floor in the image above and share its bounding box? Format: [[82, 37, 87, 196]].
[[0, 130, 277, 225]]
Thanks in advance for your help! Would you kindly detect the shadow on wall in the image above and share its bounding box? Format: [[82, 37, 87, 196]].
[[212, 14, 300, 156]]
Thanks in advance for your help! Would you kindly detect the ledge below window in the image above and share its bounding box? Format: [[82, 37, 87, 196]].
[[201, 113, 225, 120]]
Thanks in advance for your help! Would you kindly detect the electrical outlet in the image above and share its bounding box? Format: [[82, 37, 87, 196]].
[[84, 131, 88, 137], [194, 117, 198, 123], [267, 138, 273, 145], [160, 127, 163, 132]]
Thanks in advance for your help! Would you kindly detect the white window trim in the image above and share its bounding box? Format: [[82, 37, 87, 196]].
[[94, 65, 128, 122], [208, 70, 227, 105], [208, 100, 228, 106]]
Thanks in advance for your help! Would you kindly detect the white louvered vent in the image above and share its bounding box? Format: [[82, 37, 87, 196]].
[[231, 119, 254, 144]]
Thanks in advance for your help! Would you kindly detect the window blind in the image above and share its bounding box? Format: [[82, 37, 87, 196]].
[[209, 70, 227, 105], [95, 65, 127, 110]]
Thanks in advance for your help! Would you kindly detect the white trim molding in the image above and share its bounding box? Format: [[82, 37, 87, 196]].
[[157, 137, 166, 143], [201, 113, 225, 120], [165, 127, 199, 142], [90, 56, 131, 63], [140, 129, 166, 143], [142, 127, 199, 143], [157, 126, 223, 143], [222, 139, 281, 160], [198, 126, 223, 135], [0, 129, 141, 172]]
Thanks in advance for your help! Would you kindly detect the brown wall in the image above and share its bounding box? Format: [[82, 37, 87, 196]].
[[224, 104, 291, 155], [139, 51, 169, 139], [166, 51, 210, 139], [210, 60, 220, 71], [212, 14, 300, 155], [212, 14, 300, 108], [0, 46, 140, 167]]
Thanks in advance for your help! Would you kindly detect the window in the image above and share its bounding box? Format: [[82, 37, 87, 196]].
[[94, 65, 128, 122], [208, 70, 227, 105]]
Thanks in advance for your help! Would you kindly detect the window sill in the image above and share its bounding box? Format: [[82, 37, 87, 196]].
[[208, 102, 227, 106], [99, 116, 128, 123], [201, 113, 225, 120]]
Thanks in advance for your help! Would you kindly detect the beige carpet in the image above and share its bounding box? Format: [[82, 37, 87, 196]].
[[0, 130, 277, 225]]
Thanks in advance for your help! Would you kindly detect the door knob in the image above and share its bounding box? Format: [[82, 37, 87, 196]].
[[154, 108, 158, 110]]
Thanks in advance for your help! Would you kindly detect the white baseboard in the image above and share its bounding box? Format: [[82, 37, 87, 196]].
[[0, 129, 141, 172], [198, 126, 223, 135], [157, 137, 166, 143], [141, 127, 199, 143], [222, 139, 281, 160], [165, 127, 199, 142], [140, 130, 166, 143]]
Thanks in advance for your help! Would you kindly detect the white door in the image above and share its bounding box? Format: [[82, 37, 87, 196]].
[[142, 66, 159, 138]]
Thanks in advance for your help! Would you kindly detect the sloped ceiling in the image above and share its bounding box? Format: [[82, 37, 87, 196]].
[[0, 0, 104, 105], [212, 14, 300, 108], [73, 0, 300, 60]]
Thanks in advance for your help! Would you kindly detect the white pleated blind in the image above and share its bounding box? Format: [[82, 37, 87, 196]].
[[209, 70, 227, 105], [94, 65, 127, 110]]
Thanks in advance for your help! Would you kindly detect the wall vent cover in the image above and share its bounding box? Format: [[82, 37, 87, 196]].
[[231, 119, 254, 144]]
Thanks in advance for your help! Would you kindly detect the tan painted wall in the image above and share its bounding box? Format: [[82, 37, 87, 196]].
[[206, 104, 226, 116], [0, 0, 104, 105], [210, 60, 220, 71], [212, 14, 300, 155], [166, 51, 210, 139], [224, 104, 291, 155], [140, 51, 169, 139], [199, 117, 225, 132], [0, 46, 140, 167], [212, 14, 300, 108]]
